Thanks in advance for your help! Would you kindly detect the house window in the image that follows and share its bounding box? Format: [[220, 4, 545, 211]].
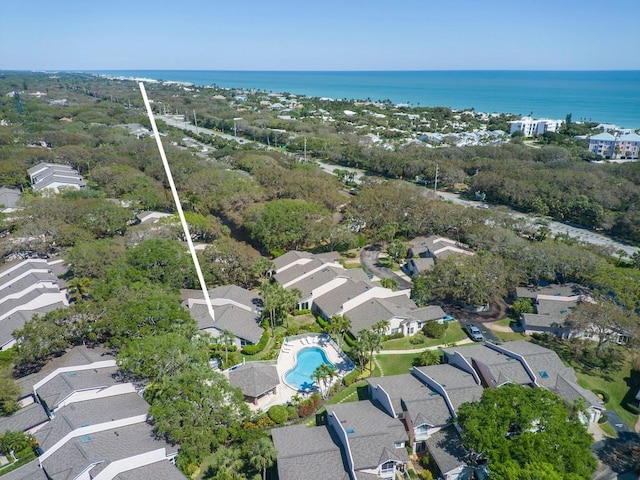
[[391, 328, 400, 334], [381, 461, 395, 474], [394, 441, 405, 449], [415, 441, 427, 453], [416, 424, 429, 435]]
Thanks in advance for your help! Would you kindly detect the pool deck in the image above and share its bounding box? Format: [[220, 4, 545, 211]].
[[249, 333, 354, 412]]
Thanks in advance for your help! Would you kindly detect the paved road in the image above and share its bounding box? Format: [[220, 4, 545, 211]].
[[437, 191, 639, 258], [157, 116, 639, 258], [359, 246, 413, 290], [158, 114, 247, 144]]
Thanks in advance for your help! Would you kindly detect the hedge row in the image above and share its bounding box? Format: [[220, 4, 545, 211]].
[[242, 329, 271, 355]]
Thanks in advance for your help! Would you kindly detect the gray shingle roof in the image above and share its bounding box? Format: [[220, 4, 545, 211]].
[[368, 374, 452, 426], [273, 251, 316, 270], [35, 366, 120, 411], [415, 364, 484, 411], [313, 279, 377, 318], [17, 346, 115, 397], [346, 298, 410, 333], [328, 401, 409, 470], [271, 424, 349, 480], [287, 266, 368, 299], [228, 362, 279, 398], [425, 426, 469, 476], [521, 313, 565, 329], [0, 402, 49, 433], [190, 303, 264, 344], [498, 341, 603, 407], [409, 305, 446, 322], [40, 422, 178, 480], [35, 392, 149, 451], [441, 344, 532, 386], [112, 460, 187, 480], [0, 186, 21, 210], [0, 459, 48, 480], [275, 258, 326, 285]]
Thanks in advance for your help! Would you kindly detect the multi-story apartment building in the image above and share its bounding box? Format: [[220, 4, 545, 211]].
[[509, 117, 563, 137]]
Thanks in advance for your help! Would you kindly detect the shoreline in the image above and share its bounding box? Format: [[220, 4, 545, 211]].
[[72, 69, 640, 129]]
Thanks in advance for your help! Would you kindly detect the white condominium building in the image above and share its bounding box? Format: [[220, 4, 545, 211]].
[[509, 117, 564, 137]]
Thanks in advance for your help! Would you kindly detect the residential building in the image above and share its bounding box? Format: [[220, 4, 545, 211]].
[[508, 117, 563, 137], [406, 236, 474, 276], [27, 162, 85, 193], [227, 361, 279, 405], [2, 346, 185, 479], [182, 285, 264, 347], [0, 186, 21, 213], [0, 259, 68, 350], [441, 341, 604, 424], [588, 131, 640, 159]]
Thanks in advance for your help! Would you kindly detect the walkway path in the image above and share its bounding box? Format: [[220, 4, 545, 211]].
[[377, 337, 474, 355]]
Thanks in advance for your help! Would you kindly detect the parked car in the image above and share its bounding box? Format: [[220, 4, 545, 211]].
[[465, 323, 484, 342]]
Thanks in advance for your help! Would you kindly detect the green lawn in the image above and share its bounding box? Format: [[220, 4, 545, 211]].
[[375, 353, 419, 376], [576, 361, 639, 428], [381, 322, 466, 350], [327, 381, 369, 405], [493, 330, 530, 342]]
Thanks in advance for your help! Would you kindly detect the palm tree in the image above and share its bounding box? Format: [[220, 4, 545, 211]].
[[358, 329, 383, 377], [372, 319, 390, 336], [67, 277, 91, 303], [327, 314, 352, 349], [312, 363, 337, 399], [218, 329, 235, 366], [248, 437, 277, 480]]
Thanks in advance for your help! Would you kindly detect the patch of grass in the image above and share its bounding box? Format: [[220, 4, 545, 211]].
[[494, 331, 529, 342], [382, 322, 467, 350], [327, 381, 368, 405], [599, 421, 617, 437], [576, 359, 639, 428], [375, 353, 417, 376]]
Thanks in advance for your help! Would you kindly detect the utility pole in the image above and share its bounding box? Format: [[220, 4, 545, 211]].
[[434, 163, 439, 193], [304, 137, 307, 162], [193, 109, 199, 134]]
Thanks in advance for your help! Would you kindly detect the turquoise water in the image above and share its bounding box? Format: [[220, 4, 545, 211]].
[[284, 347, 334, 391], [86, 70, 640, 128]]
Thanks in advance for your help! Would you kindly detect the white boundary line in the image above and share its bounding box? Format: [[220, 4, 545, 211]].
[[138, 82, 216, 322]]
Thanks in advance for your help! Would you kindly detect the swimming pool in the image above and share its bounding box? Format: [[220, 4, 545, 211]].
[[284, 347, 335, 391]]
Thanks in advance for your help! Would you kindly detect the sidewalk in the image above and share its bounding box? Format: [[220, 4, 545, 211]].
[[377, 337, 474, 355]]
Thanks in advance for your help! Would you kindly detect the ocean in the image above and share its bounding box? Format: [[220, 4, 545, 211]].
[[86, 70, 640, 128]]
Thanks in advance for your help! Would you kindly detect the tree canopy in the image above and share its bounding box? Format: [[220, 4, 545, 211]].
[[457, 384, 597, 480]]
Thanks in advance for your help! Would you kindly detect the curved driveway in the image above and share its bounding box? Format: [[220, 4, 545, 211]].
[[359, 247, 413, 290]]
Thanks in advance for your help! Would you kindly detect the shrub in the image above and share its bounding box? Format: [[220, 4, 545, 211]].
[[383, 332, 404, 341], [342, 369, 361, 386], [286, 405, 299, 420], [422, 321, 446, 339], [344, 332, 357, 348], [598, 412, 608, 424], [316, 316, 329, 330], [409, 334, 426, 345], [267, 405, 289, 424], [293, 309, 310, 316], [592, 389, 610, 404], [242, 329, 271, 355]]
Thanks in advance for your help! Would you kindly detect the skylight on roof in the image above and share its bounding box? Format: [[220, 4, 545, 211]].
[[539, 371, 549, 378], [80, 435, 92, 443], [346, 428, 355, 435]]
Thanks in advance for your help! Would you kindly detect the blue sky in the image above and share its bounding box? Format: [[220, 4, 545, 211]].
[[2, 0, 639, 71]]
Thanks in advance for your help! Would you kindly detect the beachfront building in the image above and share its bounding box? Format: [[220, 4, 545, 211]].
[[588, 131, 640, 159], [508, 117, 563, 137]]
